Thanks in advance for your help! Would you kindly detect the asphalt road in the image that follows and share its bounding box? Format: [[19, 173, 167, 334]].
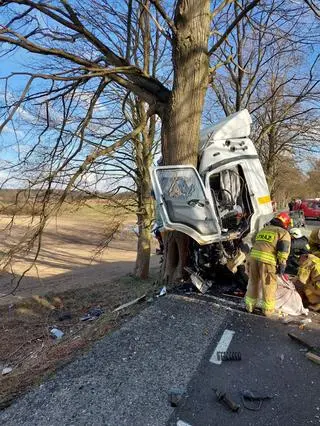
[[1, 295, 319, 426], [169, 307, 320, 426]]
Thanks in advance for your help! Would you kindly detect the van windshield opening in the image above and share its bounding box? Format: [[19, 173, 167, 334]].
[[209, 165, 253, 234]]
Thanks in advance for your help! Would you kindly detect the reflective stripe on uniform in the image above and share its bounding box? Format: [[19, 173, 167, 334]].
[[245, 296, 257, 311], [250, 249, 277, 266], [263, 299, 275, 310], [298, 267, 310, 284], [277, 251, 289, 262], [245, 296, 257, 305]]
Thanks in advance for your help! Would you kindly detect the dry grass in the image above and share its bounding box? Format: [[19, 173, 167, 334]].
[[0, 196, 160, 408], [0, 272, 158, 410]]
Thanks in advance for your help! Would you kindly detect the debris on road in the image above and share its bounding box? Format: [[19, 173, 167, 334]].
[[158, 286, 167, 297], [80, 307, 104, 321], [222, 291, 245, 298], [241, 390, 273, 411], [112, 295, 146, 313], [217, 351, 242, 361], [215, 390, 240, 412], [288, 332, 320, 355], [58, 312, 72, 321], [282, 317, 312, 326], [306, 352, 320, 365], [188, 268, 212, 294], [50, 328, 64, 340], [168, 387, 186, 407], [2, 367, 13, 376]]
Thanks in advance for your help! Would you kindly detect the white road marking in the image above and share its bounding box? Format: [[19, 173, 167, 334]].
[[209, 329, 235, 365], [177, 421, 192, 426]]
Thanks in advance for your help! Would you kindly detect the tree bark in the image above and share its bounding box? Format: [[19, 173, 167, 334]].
[[162, 0, 211, 165], [160, 0, 211, 283], [134, 6, 155, 280], [135, 211, 152, 279], [134, 168, 153, 279], [134, 102, 155, 280]]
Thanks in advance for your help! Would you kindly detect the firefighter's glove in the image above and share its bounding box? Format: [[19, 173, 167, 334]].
[[277, 264, 286, 275]]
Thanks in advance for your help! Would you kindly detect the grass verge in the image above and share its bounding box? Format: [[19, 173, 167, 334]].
[[0, 272, 159, 410]]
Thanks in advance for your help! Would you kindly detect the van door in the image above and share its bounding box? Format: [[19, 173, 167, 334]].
[[150, 165, 221, 245]]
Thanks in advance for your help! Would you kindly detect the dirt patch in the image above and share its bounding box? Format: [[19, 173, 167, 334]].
[[0, 212, 159, 303], [0, 207, 162, 409], [0, 273, 160, 409]]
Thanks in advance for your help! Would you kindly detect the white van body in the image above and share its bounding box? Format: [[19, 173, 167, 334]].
[[151, 110, 273, 247]]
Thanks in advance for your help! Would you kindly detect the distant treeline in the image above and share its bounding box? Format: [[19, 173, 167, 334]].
[[0, 189, 134, 215]]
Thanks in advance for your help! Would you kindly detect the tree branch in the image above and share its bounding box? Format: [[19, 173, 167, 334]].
[[208, 0, 260, 55]]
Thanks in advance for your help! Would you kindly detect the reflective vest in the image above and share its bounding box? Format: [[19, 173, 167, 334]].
[[250, 225, 291, 266], [309, 229, 320, 255], [297, 254, 320, 294]]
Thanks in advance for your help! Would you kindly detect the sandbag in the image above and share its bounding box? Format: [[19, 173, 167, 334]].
[[253, 275, 308, 316], [275, 275, 308, 316]]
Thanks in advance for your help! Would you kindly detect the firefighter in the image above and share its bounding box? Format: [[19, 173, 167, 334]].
[[309, 228, 320, 258], [295, 250, 320, 311], [286, 228, 310, 275], [245, 212, 292, 317]]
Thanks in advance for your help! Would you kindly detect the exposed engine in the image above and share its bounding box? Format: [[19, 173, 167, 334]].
[[186, 239, 249, 293]]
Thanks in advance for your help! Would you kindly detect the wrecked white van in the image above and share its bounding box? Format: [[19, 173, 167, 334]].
[[151, 110, 274, 286]]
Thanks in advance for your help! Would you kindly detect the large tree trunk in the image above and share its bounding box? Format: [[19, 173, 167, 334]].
[[160, 0, 211, 283]]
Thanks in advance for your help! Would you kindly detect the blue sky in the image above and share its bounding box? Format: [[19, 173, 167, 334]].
[[0, 1, 319, 188]]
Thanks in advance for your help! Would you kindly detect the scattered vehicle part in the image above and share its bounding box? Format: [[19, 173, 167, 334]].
[[217, 351, 242, 361], [150, 110, 274, 287], [306, 352, 320, 365], [80, 307, 104, 321], [186, 267, 212, 294], [159, 286, 167, 297], [168, 387, 186, 407], [50, 328, 64, 339], [288, 332, 320, 355], [2, 367, 13, 376], [112, 295, 147, 313], [215, 390, 240, 412], [282, 318, 311, 325], [241, 390, 273, 411]]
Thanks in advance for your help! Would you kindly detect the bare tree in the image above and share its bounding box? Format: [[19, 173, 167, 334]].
[[270, 157, 307, 206], [210, 0, 320, 194], [305, 159, 320, 197]]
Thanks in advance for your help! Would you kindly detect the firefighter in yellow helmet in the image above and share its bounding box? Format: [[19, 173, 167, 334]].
[[309, 228, 320, 258], [245, 212, 292, 317], [295, 249, 320, 311]]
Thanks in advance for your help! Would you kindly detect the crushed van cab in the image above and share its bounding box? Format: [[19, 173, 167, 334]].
[[151, 110, 274, 288]]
